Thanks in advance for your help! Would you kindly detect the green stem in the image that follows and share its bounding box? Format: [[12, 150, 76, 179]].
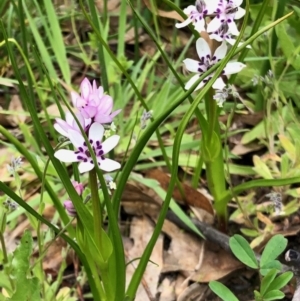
[[89, 169, 102, 250], [204, 89, 227, 229]]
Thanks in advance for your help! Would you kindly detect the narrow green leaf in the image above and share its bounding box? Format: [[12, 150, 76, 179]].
[[268, 272, 293, 291], [229, 235, 259, 269], [209, 281, 239, 301], [260, 235, 287, 268], [262, 290, 285, 301], [260, 269, 278, 296]]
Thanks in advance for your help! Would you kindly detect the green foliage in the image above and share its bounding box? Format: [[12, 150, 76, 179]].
[[210, 234, 292, 301], [209, 281, 239, 301], [8, 231, 41, 301], [229, 235, 258, 269]]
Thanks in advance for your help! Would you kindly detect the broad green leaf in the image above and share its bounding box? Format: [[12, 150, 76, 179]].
[[262, 290, 285, 301], [9, 231, 41, 301], [268, 271, 293, 291], [209, 281, 239, 301], [260, 269, 278, 296], [260, 235, 287, 268], [260, 260, 282, 276], [229, 235, 258, 269]]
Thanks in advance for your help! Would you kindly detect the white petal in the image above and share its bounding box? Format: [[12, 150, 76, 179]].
[[207, 17, 222, 33], [209, 33, 223, 42], [233, 0, 243, 8], [183, 5, 197, 15], [175, 17, 193, 29], [194, 81, 205, 91], [214, 42, 227, 61], [235, 7, 245, 19], [227, 21, 240, 36], [183, 59, 201, 73], [69, 129, 85, 148], [78, 161, 94, 173], [65, 111, 74, 125], [54, 149, 79, 162], [71, 91, 80, 107], [89, 122, 104, 142], [80, 78, 92, 99], [196, 38, 211, 60], [194, 19, 206, 32], [54, 123, 68, 137], [185, 74, 201, 90], [226, 38, 252, 49], [223, 62, 246, 75], [204, 0, 219, 14], [212, 77, 226, 90], [102, 135, 120, 154], [98, 158, 121, 172]]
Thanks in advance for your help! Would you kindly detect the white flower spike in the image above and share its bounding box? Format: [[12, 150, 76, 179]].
[[183, 38, 246, 91], [54, 122, 121, 173]]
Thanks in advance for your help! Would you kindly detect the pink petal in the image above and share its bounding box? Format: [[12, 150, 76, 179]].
[[99, 95, 113, 114], [71, 91, 80, 107], [54, 122, 68, 137], [110, 109, 121, 119], [68, 129, 85, 148], [94, 114, 113, 124], [80, 78, 92, 99], [82, 106, 97, 119]]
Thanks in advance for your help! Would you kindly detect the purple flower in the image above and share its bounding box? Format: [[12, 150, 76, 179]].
[[54, 122, 121, 173], [183, 38, 246, 91], [64, 200, 77, 217], [72, 180, 84, 195], [207, 0, 245, 36], [71, 78, 121, 123], [54, 111, 91, 138]]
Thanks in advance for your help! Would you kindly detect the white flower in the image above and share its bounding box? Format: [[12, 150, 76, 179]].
[[175, 0, 215, 32], [207, 0, 245, 36], [209, 22, 251, 48], [54, 122, 121, 173], [183, 38, 246, 91]]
